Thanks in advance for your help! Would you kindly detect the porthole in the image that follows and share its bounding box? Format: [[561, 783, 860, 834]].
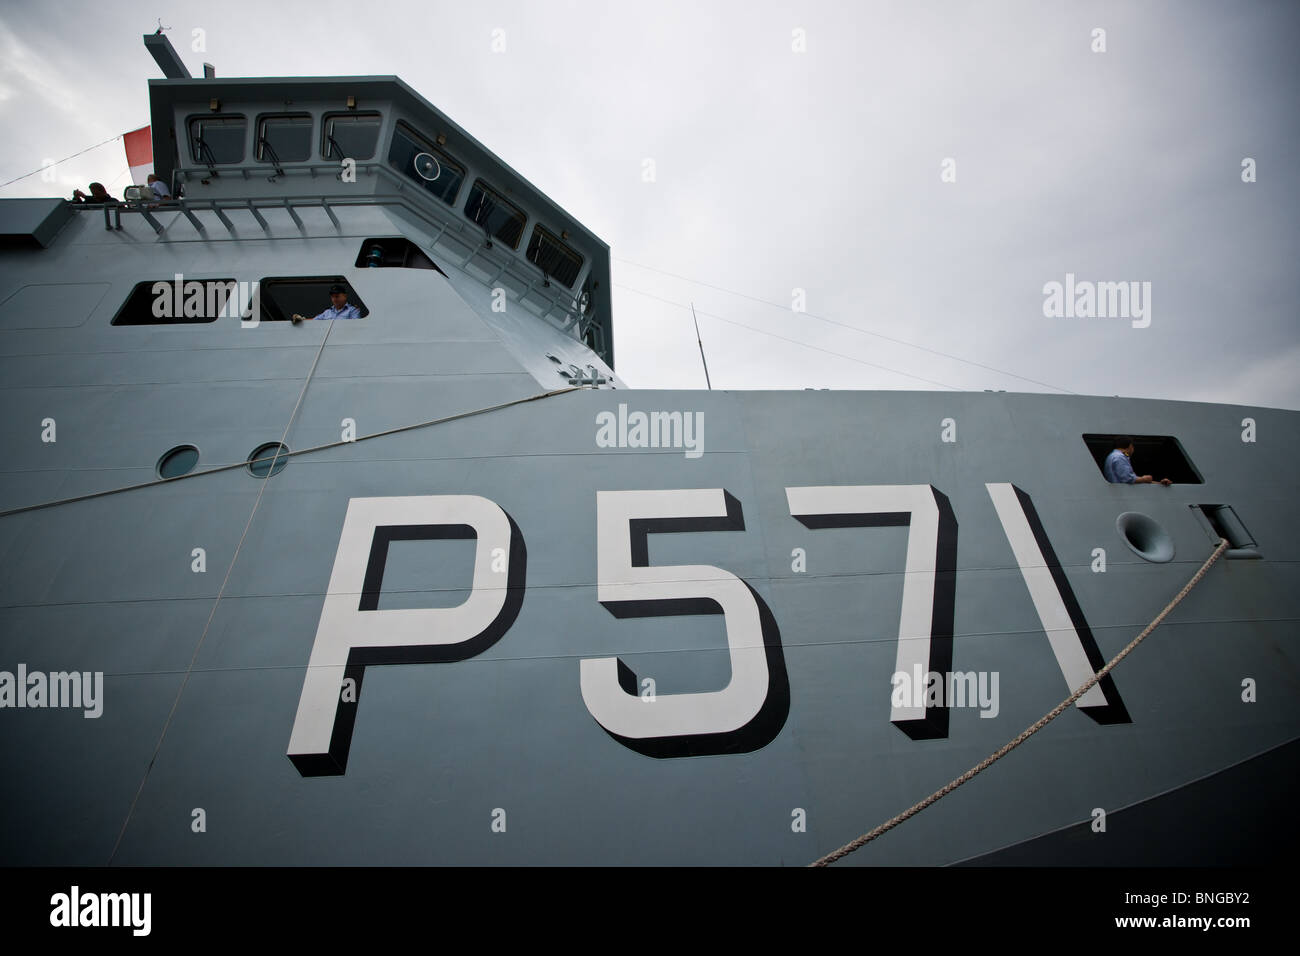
[[1116, 512, 1174, 563], [157, 444, 200, 479], [247, 442, 290, 478]]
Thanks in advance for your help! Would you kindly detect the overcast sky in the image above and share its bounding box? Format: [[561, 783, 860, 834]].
[[1, 0, 1296, 408]]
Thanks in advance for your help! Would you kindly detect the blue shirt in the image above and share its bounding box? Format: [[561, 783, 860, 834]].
[[312, 304, 361, 320], [1103, 449, 1136, 483]]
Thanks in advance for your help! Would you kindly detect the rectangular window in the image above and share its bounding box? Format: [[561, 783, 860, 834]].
[[355, 237, 445, 273], [189, 115, 247, 165], [257, 113, 313, 164], [322, 112, 382, 161], [112, 279, 240, 325], [526, 225, 584, 288], [464, 179, 526, 249], [1082, 434, 1203, 484], [387, 123, 465, 205], [258, 276, 369, 322]]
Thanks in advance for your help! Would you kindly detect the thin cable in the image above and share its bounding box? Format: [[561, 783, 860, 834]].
[[808, 536, 1232, 867], [618, 282, 960, 390], [0, 134, 124, 189], [108, 321, 335, 864], [616, 256, 1076, 395], [0, 385, 587, 519]]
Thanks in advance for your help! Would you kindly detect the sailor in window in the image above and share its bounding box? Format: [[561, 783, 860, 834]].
[[293, 284, 360, 322], [1104, 436, 1171, 485]]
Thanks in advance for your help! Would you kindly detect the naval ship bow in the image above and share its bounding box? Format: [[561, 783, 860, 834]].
[[0, 34, 1296, 866]]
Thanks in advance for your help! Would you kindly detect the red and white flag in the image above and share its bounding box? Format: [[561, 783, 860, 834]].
[[123, 126, 152, 185]]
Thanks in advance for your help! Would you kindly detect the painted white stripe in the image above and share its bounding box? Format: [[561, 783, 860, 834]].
[[985, 483, 1107, 708]]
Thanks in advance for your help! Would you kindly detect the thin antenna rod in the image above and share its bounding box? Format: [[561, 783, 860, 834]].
[[691, 302, 712, 391]]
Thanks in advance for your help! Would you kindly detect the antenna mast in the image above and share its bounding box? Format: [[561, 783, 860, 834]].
[[691, 303, 712, 391]]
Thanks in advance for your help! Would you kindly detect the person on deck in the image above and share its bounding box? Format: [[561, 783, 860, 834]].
[[146, 174, 172, 201], [292, 284, 360, 321], [71, 182, 118, 204], [1104, 436, 1171, 485]]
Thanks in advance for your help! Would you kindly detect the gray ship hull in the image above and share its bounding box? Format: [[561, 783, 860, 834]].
[[1, 359, 1295, 864], [0, 59, 1295, 867]]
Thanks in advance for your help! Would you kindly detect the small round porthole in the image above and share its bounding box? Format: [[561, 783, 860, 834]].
[[157, 444, 199, 479], [247, 442, 290, 478], [1116, 512, 1174, 563]]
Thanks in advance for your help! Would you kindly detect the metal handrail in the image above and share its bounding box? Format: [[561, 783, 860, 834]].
[[71, 168, 597, 347]]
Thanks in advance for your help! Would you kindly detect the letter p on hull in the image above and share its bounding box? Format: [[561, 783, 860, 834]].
[[288, 495, 525, 775]]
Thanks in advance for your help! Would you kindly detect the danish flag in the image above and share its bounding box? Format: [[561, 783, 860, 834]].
[[123, 126, 152, 185]]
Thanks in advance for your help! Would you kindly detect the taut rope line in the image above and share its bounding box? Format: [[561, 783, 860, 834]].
[[809, 537, 1232, 867]]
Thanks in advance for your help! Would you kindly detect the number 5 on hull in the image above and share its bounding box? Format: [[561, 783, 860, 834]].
[[581, 489, 790, 758]]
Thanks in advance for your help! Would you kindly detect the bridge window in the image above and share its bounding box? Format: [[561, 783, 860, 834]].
[[189, 115, 247, 165], [464, 179, 525, 249], [355, 237, 445, 273], [257, 113, 313, 164], [526, 225, 584, 288], [387, 123, 465, 205], [1082, 434, 1203, 484], [323, 112, 382, 161], [112, 279, 240, 325], [258, 276, 369, 322]]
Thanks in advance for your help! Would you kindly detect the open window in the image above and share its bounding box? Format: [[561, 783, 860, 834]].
[[355, 237, 445, 273], [258, 276, 369, 322], [1082, 434, 1203, 484], [112, 279, 241, 325]]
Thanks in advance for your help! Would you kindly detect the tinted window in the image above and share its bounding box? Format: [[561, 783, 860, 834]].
[[112, 279, 241, 325], [190, 116, 247, 165], [526, 225, 584, 288], [257, 113, 313, 163], [247, 443, 289, 478], [387, 123, 465, 205], [323, 112, 382, 161], [158, 445, 200, 479], [464, 180, 525, 249]]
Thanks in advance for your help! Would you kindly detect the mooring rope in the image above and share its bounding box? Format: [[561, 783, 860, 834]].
[[809, 536, 1232, 867]]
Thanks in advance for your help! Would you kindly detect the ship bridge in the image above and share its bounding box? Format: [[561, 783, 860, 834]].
[[139, 66, 614, 372]]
